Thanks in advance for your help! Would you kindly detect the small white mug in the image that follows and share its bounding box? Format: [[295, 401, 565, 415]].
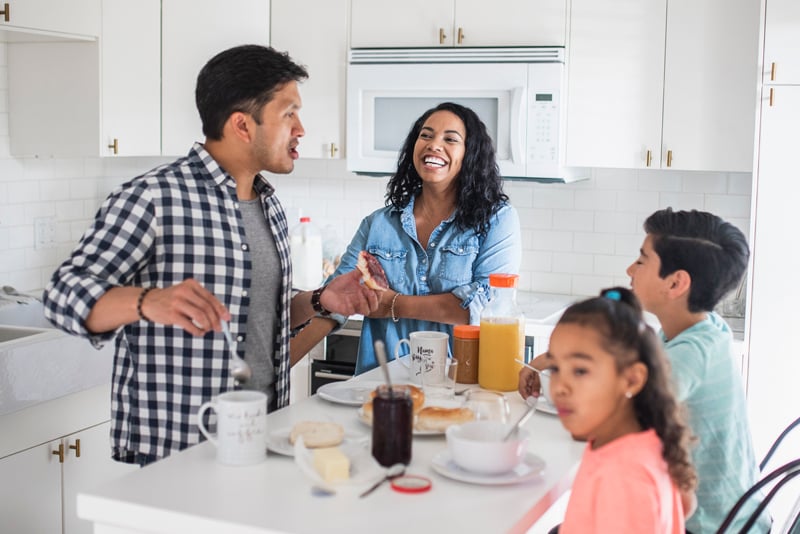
[[395, 331, 449, 386], [197, 390, 268, 466]]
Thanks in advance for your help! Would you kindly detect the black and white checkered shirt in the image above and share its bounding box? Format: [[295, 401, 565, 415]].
[[43, 143, 293, 462]]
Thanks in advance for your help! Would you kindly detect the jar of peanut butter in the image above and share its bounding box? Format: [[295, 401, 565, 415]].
[[453, 325, 480, 384]]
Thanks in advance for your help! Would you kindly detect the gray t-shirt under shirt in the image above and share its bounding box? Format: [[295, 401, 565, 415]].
[[238, 197, 282, 407]]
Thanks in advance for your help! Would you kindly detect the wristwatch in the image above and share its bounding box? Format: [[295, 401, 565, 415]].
[[311, 285, 331, 317]]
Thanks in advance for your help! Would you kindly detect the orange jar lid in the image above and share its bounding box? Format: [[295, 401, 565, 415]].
[[488, 273, 519, 288], [454, 324, 480, 339]]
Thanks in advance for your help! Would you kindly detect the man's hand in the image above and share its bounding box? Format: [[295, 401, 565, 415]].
[[139, 279, 230, 336], [320, 269, 381, 316]]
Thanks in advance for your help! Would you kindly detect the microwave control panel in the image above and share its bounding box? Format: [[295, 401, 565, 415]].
[[527, 63, 564, 176]]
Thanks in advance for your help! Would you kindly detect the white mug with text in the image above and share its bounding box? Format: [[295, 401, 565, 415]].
[[197, 390, 268, 466], [395, 331, 449, 386]]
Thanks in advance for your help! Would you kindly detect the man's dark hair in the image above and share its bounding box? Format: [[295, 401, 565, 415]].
[[195, 44, 308, 140], [644, 208, 749, 312], [386, 102, 508, 235]]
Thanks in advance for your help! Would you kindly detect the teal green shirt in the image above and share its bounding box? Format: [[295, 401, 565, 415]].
[[663, 312, 769, 533]]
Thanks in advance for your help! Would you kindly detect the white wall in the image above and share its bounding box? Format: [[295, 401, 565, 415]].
[[0, 43, 753, 298]]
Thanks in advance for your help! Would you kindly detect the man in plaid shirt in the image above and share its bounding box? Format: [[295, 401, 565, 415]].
[[42, 45, 380, 466]]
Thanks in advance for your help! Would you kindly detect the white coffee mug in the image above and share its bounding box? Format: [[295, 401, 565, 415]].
[[197, 390, 268, 466], [395, 331, 449, 386]]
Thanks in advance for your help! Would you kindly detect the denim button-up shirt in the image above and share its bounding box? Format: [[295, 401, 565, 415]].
[[330, 197, 521, 374]]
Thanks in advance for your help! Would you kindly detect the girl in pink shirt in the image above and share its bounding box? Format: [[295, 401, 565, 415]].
[[546, 287, 697, 534]]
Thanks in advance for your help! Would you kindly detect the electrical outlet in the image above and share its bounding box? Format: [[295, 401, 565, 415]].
[[34, 217, 57, 250]]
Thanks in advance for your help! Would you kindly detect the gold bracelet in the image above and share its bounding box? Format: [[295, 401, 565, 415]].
[[390, 293, 401, 323]]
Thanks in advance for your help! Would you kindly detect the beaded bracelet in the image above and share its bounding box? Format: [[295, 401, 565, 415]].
[[390, 292, 401, 323], [137, 286, 157, 322]]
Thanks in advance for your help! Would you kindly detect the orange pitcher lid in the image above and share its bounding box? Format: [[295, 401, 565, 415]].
[[454, 325, 480, 339], [488, 273, 519, 288]]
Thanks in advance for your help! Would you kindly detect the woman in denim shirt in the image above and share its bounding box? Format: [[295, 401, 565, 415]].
[[297, 102, 521, 374]]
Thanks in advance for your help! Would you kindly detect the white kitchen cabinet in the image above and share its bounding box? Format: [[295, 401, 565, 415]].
[[271, 0, 347, 159], [350, 0, 567, 48], [0, 386, 137, 534], [0, 0, 99, 40], [161, 0, 270, 156], [565, 0, 760, 172], [763, 0, 800, 85], [100, 0, 160, 157]]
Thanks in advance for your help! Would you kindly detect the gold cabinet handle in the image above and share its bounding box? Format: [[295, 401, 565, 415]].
[[329, 143, 338, 158], [1, 3, 9, 23], [457, 27, 465, 45], [769, 87, 775, 107], [666, 149, 673, 168], [108, 138, 119, 155], [68, 439, 81, 458], [52, 443, 64, 464], [438, 28, 447, 44], [646, 149, 652, 167], [770, 62, 776, 82]]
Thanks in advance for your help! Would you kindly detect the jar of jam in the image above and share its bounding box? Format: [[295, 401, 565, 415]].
[[371, 385, 413, 467], [453, 325, 480, 384]]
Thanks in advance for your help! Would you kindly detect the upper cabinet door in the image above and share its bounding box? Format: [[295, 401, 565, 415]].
[[763, 0, 800, 84], [101, 0, 160, 157], [661, 0, 760, 172], [350, 0, 455, 48], [161, 0, 270, 156], [0, 0, 100, 39], [454, 0, 567, 47], [350, 0, 565, 48], [272, 0, 347, 159], [565, 0, 665, 169]]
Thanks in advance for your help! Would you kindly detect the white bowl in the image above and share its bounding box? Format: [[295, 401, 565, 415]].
[[445, 420, 529, 475]]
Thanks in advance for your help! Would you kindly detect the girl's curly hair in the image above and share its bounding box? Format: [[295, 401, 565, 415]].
[[385, 102, 508, 235], [559, 286, 698, 493]]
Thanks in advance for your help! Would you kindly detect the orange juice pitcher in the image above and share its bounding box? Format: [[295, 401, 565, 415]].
[[478, 274, 525, 391]]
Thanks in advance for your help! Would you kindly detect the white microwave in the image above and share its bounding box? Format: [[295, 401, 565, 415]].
[[346, 47, 579, 182]]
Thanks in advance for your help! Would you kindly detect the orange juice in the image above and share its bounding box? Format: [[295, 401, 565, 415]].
[[478, 318, 525, 391]]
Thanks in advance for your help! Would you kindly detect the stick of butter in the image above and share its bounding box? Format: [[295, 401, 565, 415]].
[[312, 446, 350, 483]]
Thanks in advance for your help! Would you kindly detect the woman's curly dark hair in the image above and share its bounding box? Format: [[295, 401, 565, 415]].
[[559, 286, 697, 493], [385, 102, 508, 235]]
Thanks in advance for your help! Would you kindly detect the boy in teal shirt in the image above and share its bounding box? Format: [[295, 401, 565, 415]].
[[626, 208, 768, 533]]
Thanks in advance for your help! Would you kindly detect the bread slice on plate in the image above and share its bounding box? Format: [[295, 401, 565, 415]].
[[289, 421, 345, 448]]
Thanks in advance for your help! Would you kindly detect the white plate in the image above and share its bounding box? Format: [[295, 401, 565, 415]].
[[536, 397, 558, 415], [317, 381, 383, 406], [267, 427, 368, 457], [293, 436, 384, 493], [356, 398, 468, 436], [431, 450, 546, 485]]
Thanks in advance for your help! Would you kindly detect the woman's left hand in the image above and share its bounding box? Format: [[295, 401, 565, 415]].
[[366, 289, 398, 319]]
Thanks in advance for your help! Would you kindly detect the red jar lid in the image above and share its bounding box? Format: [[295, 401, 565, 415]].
[[454, 325, 480, 339], [489, 273, 519, 288]]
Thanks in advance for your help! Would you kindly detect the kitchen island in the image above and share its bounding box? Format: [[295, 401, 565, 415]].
[[77, 360, 584, 534]]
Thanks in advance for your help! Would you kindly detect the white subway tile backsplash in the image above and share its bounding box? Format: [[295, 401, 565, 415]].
[[728, 173, 753, 195], [39, 179, 71, 202], [532, 187, 574, 209], [593, 168, 637, 190], [616, 190, 659, 213], [530, 272, 572, 294], [594, 211, 637, 234], [7, 180, 39, 203], [574, 232, 615, 254], [522, 249, 552, 272], [552, 210, 594, 232], [682, 172, 728, 194], [55, 200, 85, 221], [615, 234, 644, 257], [705, 194, 752, 218], [575, 189, 616, 211], [636, 170, 683, 192], [22, 157, 55, 181], [594, 254, 632, 276], [553, 252, 594, 275], [516, 207, 553, 230], [532, 230, 573, 252], [573, 275, 615, 297], [659, 192, 704, 210]]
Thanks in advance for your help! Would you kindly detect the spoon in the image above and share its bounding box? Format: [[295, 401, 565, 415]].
[[515, 358, 543, 375], [359, 463, 406, 498], [502, 402, 537, 441], [374, 340, 393, 395], [221, 320, 252, 384]]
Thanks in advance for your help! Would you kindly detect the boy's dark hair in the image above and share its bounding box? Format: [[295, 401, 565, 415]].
[[644, 208, 749, 312], [386, 102, 508, 235], [559, 286, 697, 493], [195, 44, 308, 140]]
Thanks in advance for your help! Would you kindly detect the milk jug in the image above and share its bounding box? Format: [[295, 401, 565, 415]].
[[290, 217, 323, 290], [478, 273, 525, 391]]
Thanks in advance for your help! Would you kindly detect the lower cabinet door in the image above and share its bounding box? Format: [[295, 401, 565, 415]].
[[0, 440, 62, 533]]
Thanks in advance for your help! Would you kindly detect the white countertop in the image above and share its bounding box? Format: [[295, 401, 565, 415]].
[[77, 360, 585, 534]]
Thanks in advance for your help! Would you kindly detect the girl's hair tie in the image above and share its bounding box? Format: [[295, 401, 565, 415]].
[[603, 289, 622, 301]]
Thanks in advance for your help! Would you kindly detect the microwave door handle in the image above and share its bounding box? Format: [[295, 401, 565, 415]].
[[510, 87, 524, 166]]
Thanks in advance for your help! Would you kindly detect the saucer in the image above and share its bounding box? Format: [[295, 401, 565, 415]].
[[317, 381, 383, 406], [267, 427, 368, 457], [430, 450, 545, 485]]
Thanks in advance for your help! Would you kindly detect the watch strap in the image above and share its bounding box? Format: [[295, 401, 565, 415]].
[[311, 285, 331, 317]]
